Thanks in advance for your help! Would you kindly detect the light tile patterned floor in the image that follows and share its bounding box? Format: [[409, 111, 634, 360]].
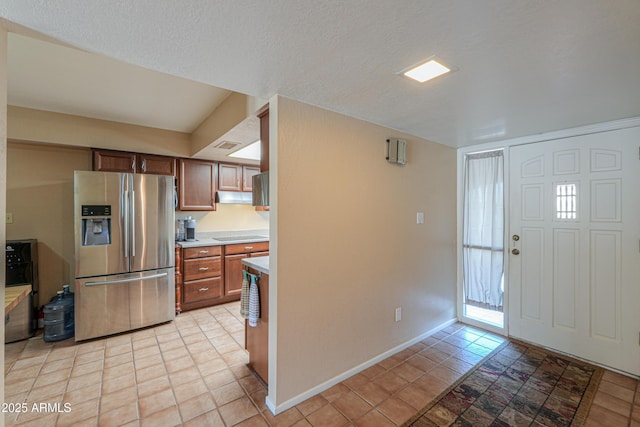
[[4, 301, 640, 426]]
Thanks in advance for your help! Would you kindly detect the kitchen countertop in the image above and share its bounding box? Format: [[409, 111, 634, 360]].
[[242, 256, 269, 275], [5, 285, 31, 314], [176, 233, 269, 248]]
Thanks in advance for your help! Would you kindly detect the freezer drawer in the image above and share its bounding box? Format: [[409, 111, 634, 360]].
[[75, 268, 175, 341]]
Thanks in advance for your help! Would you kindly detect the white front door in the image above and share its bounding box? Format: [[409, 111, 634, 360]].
[[509, 126, 640, 376]]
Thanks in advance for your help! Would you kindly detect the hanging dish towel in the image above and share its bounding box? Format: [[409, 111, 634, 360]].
[[248, 273, 260, 327], [240, 270, 250, 319]]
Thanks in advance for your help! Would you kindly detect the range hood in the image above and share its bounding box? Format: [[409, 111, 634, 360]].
[[215, 191, 253, 204], [252, 171, 269, 206]]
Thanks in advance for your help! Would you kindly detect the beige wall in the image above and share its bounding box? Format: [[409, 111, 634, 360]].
[[271, 97, 457, 407], [8, 106, 192, 158], [177, 206, 268, 233], [6, 142, 92, 304]]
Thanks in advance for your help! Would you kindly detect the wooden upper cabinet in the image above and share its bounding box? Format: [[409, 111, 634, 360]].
[[138, 153, 176, 176], [218, 163, 243, 191], [93, 149, 176, 176], [243, 165, 260, 192], [219, 163, 260, 192], [257, 105, 269, 172], [178, 158, 217, 211], [93, 149, 136, 173]]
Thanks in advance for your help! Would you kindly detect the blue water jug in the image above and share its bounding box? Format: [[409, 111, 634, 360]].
[[62, 284, 74, 302], [43, 291, 74, 342]]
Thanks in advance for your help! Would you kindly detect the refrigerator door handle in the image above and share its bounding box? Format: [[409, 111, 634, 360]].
[[84, 272, 168, 286], [130, 188, 135, 257], [123, 189, 129, 258]]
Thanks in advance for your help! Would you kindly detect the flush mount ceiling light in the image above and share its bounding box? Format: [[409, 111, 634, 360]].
[[401, 57, 454, 83]]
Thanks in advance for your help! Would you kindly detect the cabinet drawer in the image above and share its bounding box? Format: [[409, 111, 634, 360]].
[[183, 277, 222, 304], [183, 245, 222, 259], [183, 257, 221, 281], [225, 241, 269, 255]]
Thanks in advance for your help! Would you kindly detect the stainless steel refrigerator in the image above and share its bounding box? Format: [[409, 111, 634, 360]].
[[74, 171, 175, 341]]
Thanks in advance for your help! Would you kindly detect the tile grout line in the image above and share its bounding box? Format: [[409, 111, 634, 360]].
[[129, 331, 160, 425]]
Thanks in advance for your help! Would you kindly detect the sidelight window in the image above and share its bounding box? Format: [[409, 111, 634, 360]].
[[462, 150, 504, 328]]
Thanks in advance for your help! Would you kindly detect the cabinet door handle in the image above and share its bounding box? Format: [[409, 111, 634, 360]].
[[198, 267, 209, 271], [198, 287, 209, 292], [141, 159, 147, 172], [199, 250, 209, 254], [245, 246, 253, 250]]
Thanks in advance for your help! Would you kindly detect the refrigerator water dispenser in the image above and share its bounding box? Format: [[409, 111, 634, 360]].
[[81, 205, 112, 246]]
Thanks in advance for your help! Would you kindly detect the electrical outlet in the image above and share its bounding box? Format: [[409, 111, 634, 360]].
[[416, 212, 424, 224], [395, 307, 402, 322], [6, 213, 13, 224]]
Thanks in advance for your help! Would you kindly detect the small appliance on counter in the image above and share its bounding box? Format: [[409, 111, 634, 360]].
[[185, 216, 197, 241], [176, 219, 186, 241]]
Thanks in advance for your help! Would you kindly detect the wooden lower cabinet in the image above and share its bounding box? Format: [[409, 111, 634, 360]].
[[176, 241, 269, 313], [224, 254, 247, 297], [224, 242, 269, 298], [183, 257, 222, 280], [245, 267, 269, 384], [180, 245, 225, 311], [183, 277, 223, 303]]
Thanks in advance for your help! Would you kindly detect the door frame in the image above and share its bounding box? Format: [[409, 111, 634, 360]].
[[456, 117, 640, 336]]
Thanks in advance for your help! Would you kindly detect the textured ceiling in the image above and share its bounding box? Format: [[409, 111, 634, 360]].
[[1, 1, 639, 148]]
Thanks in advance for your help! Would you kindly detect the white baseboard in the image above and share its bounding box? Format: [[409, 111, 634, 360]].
[[266, 317, 457, 415], [265, 395, 277, 415]]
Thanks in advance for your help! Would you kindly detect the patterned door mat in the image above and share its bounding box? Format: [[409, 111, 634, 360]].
[[403, 339, 603, 426]]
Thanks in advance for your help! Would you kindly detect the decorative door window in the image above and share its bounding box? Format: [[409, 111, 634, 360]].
[[556, 183, 577, 219]]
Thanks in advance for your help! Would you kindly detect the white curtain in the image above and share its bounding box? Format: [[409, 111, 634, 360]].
[[463, 150, 504, 309]]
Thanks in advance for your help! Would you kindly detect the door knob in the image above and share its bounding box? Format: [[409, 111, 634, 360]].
[[512, 249, 520, 255], [512, 235, 520, 241]]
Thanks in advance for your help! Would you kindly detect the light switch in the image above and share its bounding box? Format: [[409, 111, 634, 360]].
[[6, 213, 13, 224], [416, 212, 424, 224]]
